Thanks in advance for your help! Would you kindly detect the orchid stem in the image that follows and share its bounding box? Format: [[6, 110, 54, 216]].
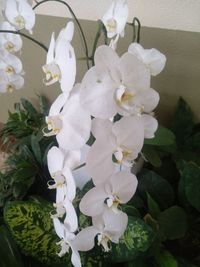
[[73, 163, 86, 171], [0, 30, 48, 52], [33, 0, 90, 69], [128, 17, 141, 43], [91, 20, 108, 66]]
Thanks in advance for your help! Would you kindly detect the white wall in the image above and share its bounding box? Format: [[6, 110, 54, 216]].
[[34, 0, 200, 32]]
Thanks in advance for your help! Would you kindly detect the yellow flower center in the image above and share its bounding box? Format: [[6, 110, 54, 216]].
[[7, 84, 15, 93], [106, 18, 117, 32], [14, 15, 25, 29]]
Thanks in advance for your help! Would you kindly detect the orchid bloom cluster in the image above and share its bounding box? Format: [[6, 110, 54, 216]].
[[42, 1, 166, 267], [0, 0, 35, 93]]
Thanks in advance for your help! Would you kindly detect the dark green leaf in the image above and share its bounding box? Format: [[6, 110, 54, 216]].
[[111, 217, 154, 262], [142, 145, 162, 167], [147, 193, 161, 219], [158, 206, 187, 240], [21, 98, 37, 115], [156, 250, 178, 267], [181, 162, 200, 211], [171, 98, 194, 147], [138, 170, 175, 209], [144, 126, 175, 146], [0, 225, 24, 267], [31, 134, 42, 164]]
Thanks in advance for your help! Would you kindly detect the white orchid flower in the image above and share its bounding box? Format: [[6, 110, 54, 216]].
[[101, 0, 128, 39], [73, 209, 128, 252], [47, 146, 77, 201], [0, 22, 23, 53], [44, 85, 91, 151], [128, 43, 166, 76], [73, 144, 91, 189], [52, 197, 78, 233], [141, 114, 158, 139], [43, 21, 76, 95], [80, 171, 138, 216], [4, 0, 36, 33], [86, 116, 144, 184], [0, 70, 24, 93], [80, 45, 159, 119], [53, 218, 81, 267], [0, 49, 23, 75]]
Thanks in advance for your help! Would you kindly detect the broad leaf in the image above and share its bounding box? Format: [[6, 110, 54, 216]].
[[147, 193, 161, 219], [111, 217, 154, 262], [171, 98, 194, 147], [138, 170, 175, 209], [142, 145, 162, 167], [0, 225, 24, 267], [4, 199, 69, 265], [158, 206, 187, 240], [181, 162, 200, 211], [156, 250, 178, 267], [144, 126, 175, 146]]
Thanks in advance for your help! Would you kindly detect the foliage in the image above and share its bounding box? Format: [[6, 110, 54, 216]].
[[4, 197, 69, 265], [0, 97, 56, 208], [0, 96, 200, 267]]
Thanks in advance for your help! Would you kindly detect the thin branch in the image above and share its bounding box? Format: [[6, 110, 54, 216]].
[[0, 30, 48, 52], [33, 0, 90, 69]]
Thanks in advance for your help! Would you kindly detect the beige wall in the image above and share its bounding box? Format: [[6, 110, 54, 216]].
[[35, 0, 200, 32], [0, 15, 200, 126]]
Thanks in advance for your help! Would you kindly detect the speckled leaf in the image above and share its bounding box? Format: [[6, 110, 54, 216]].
[[3, 199, 70, 265], [111, 216, 154, 262]]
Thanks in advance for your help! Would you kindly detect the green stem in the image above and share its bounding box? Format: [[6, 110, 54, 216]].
[[73, 162, 86, 171], [33, 0, 90, 69], [90, 21, 108, 66], [0, 30, 48, 52], [128, 17, 141, 43], [132, 17, 141, 43]]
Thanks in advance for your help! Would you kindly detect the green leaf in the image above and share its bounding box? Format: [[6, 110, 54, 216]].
[[181, 162, 200, 211], [0, 225, 24, 267], [158, 206, 187, 240], [171, 98, 194, 147], [156, 250, 178, 267], [4, 199, 70, 265], [142, 145, 162, 167], [21, 98, 37, 115], [147, 193, 161, 219], [111, 217, 154, 262], [144, 126, 175, 146], [31, 134, 42, 164], [138, 170, 175, 209]]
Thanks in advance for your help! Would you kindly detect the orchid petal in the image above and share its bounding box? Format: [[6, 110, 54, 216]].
[[141, 114, 158, 139], [57, 89, 91, 150], [72, 226, 98, 252], [48, 92, 69, 116], [71, 245, 82, 267], [91, 118, 113, 139], [53, 218, 64, 239], [128, 43, 166, 76], [18, 0, 35, 31], [109, 171, 138, 203], [46, 32, 55, 64], [47, 146, 65, 175], [63, 198, 78, 232], [94, 45, 121, 82], [86, 137, 116, 185], [62, 167, 76, 201], [119, 52, 150, 90], [56, 186, 67, 203], [79, 185, 107, 217], [80, 66, 117, 119], [113, 116, 144, 158], [139, 88, 160, 113]]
